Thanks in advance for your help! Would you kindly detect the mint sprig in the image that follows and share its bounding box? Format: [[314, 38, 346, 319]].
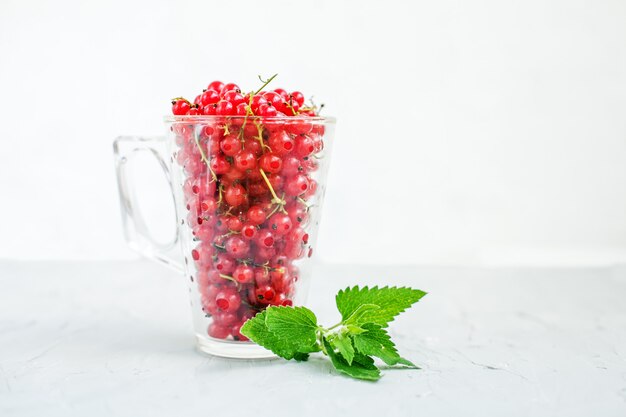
[[240, 286, 426, 381]]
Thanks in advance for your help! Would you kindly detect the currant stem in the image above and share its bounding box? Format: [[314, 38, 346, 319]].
[[326, 322, 343, 331], [219, 273, 241, 288], [254, 73, 278, 95], [193, 135, 217, 181], [259, 169, 285, 206]]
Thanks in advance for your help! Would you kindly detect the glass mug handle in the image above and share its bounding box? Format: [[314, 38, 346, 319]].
[[113, 136, 184, 273]]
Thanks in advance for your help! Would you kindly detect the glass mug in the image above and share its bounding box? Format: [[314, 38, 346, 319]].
[[113, 115, 335, 358]]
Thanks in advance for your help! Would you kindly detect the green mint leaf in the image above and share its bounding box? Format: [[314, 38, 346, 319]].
[[343, 303, 380, 326], [352, 323, 416, 367], [240, 310, 316, 360], [345, 324, 367, 335], [293, 352, 310, 362], [328, 332, 355, 365], [336, 286, 427, 327], [264, 306, 319, 351], [323, 338, 381, 381]]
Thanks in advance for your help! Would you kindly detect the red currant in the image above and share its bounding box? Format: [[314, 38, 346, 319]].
[[224, 183, 247, 207], [268, 212, 292, 235], [246, 205, 266, 225], [285, 174, 309, 196], [256, 229, 276, 248], [201, 89, 220, 106], [172, 99, 191, 115], [221, 83, 241, 95], [268, 130, 295, 155], [216, 100, 235, 116], [241, 223, 257, 240], [223, 90, 245, 106], [295, 135, 315, 157], [225, 235, 249, 258], [208, 323, 230, 339], [233, 150, 257, 171], [220, 135, 242, 156], [290, 91, 305, 106], [214, 254, 235, 274], [233, 264, 254, 284], [257, 103, 278, 117], [255, 285, 276, 304], [209, 155, 230, 174], [259, 153, 282, 173], [207, 81, 225, 92], [215, 288, 242, 313]]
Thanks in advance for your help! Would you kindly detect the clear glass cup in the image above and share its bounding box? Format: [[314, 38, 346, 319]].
[[113, 115, 335, 358]]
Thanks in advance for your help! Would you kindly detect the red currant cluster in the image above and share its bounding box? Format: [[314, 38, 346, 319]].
[[172, 75, 318, 118], [171, 77, 325, 342]]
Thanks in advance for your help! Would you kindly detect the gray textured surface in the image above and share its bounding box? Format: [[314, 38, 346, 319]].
[[1, 260, 625, 416]]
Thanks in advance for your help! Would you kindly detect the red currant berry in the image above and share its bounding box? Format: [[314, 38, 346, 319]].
[[282, 100, 299, 116], [231, 323, 249, 341], [290, 91, 305, 107], [254, 246, 277, 263], [241, 223, 257, 240], [172, 99, 191, 115], [226, 216, 243, 232], [236, 102, 249, 116], [214, 311, 238, 326], [225, 235, 249, 258], [286, 121, 313, 135], [255, 285, 276, 304], [201, 89, 220, 106], [256, 229, 276, 248], [295, 135, 315, 157], [268, 131, 295, 155], [223, 166, 245, 182], [247, 181, 266, 196], [273, 88, 289, 99], [303, 178, 317, 199], [223, 90, 245, 106], [257, 103, 277, 117], [202, 103, 218, 115], [215, 288, 241, 313], [246, 205, 266, 225], [268, 212, 292, 235], [220, 83, 241, 95], [233, 150, 257, 171], [216, 100, 235, 116], [285, 201, 309, 226], [267, 173, 284, 191], [214, 253, 235, 274], [259, 153, 282, 173], [208, 322, 230, 339], [220, 135, 242, 156], [254, 267, 271, 286], [263, 91, 283, 107], [191, 244, 213, 266], [200, 198, 217, 213], [281, 155, 303, 177], [224, 183, 248, 207], [250, 95, 268, 113], [209, 155, 230, 174], [285, 174, 309, 196], [207, 81, 225, 92], [233, 264, 254, 284], [243, 138, 262, 156]]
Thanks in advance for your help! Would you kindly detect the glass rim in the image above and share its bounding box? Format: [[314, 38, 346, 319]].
[[163, 115, 336, 124]]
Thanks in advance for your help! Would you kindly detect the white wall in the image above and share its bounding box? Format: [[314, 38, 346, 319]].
[[1, 0, 625, 266]]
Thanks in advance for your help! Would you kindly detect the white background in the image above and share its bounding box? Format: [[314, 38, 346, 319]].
[[1, 0, 625, 266]]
